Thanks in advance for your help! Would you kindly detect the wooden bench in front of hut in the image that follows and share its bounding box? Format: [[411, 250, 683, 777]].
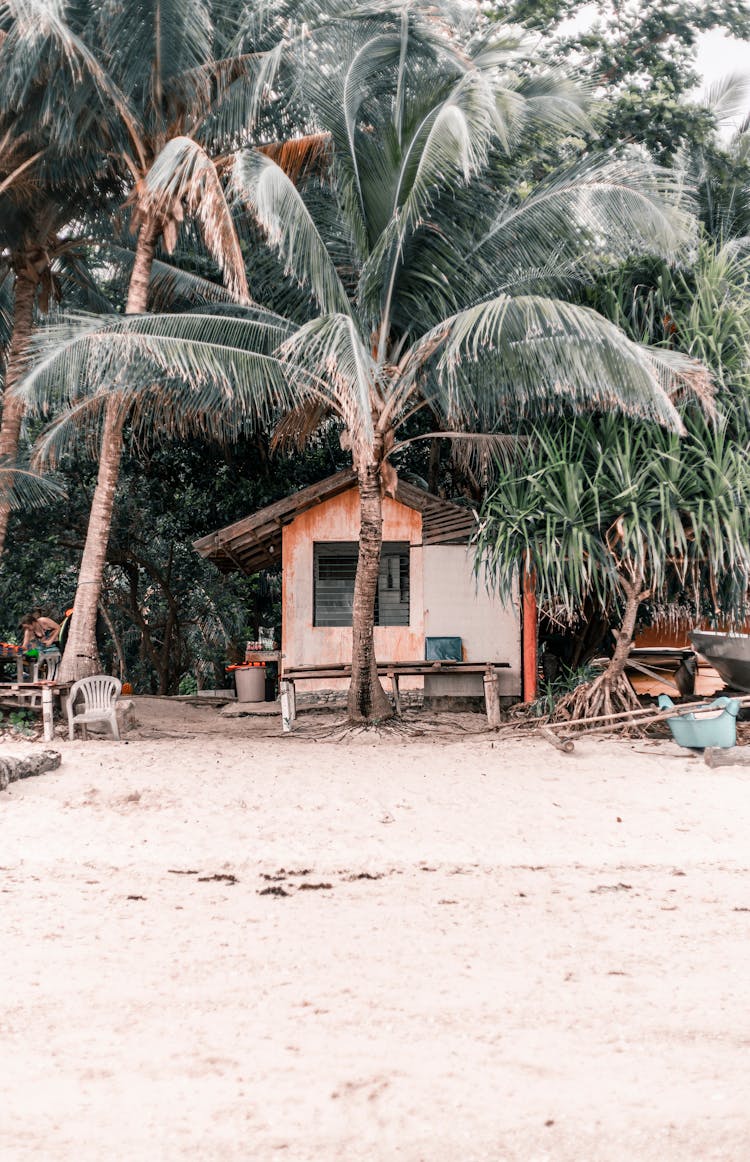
[[279, 660, 510, 731]]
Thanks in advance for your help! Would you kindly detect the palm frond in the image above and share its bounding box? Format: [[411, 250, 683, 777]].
[[337, 29, 406, 209], [0, 144, 43, 197], [233, 147, 351, 316], [180, 45, 283, 141], [393, 70, 500, 232], [0, 0, 144, 162], [0, 454, 65, 508], [702, 73, 750, 124], [403, 294, 690, 433], [515, 69, 594, 137], [390, 429, 519, 483], [277, 313, 376, 450], [270, 398, 332, 453], [28, 390, 113, 466], [474, 152, 696, 288], [95, 0, 211, 136], [140, 137, 249, 303], [18, 306, 295, 406], [103, 243, 234, 309], [259, 132, 332, 183]]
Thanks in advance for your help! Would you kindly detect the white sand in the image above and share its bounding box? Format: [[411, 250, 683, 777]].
[[2, 697, 750, 1161]]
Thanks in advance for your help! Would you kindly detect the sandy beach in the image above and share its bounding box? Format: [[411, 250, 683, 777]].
[[2, 697, 750, 1161]]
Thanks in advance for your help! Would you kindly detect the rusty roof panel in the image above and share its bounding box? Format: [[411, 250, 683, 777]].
[[194, 470, 477, 574]]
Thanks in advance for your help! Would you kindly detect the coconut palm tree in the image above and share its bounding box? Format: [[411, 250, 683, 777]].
[[41, 0, 339, 682], [0, 0, 130, 556], [20, 7, 704, 717], [28, 0, 274, 682]]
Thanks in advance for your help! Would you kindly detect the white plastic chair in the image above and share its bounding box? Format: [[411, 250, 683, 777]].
[[67, 675, 122, 741], [33, 649, 61, 682], [21, 650, 62, 707]]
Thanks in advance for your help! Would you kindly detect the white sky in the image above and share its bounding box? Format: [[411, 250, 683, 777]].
[[696, 29, 750, 88], [696, 30, 750, 130]]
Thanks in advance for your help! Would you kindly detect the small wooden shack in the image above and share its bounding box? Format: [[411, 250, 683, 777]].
[[194, 469, 523, 699]]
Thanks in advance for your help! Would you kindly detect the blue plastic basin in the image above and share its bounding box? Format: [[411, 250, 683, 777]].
[[658, 695, 740, 750]]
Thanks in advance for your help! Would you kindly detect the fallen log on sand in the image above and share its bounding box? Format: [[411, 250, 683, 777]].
[[704, 747, 750, 769], [540, 726, 575, 754], [0, 750, 61, 792]]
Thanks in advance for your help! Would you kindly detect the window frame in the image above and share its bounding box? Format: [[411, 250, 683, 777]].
[[313, 541, 410, 628]]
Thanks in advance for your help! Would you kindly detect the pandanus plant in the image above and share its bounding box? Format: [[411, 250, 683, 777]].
[[475, 412, 750, 720]]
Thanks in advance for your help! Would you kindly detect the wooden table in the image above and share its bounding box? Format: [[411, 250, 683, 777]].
[[0, 681, 72, 741], [279, 660, 510, 732]]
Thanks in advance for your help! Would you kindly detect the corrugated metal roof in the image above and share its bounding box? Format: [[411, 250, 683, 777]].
[[193, 469, 477, 575]]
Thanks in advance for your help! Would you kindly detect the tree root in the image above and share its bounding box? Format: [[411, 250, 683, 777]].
[[553, 670, 641, 725], [281, 709, 488, 742]]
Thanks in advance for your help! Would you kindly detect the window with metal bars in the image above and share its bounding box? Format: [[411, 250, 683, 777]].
[[313, 542, 410, 627]]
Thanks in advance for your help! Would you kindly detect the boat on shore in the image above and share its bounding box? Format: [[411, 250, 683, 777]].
[[689, 630, 750, 693]]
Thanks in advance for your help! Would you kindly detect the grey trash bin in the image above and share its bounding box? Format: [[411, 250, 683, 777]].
[[234, 663, 266, 702]]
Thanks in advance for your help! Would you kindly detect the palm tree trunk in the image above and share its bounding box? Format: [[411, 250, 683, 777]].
[[0, 265, 39, 558], [124, 218, 159, 314], [58, 405, 125, 680], [347, 460, 393, 722], [58, 218, 159, 682]]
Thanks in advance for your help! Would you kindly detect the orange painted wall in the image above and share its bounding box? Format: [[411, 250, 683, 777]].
[[634, 618, 750, 650], [633, 624, 692, 649], [281, 488, 424, 673]]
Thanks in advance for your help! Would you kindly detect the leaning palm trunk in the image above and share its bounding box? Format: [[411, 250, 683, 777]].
[[0, 264, 40, 557], [58, 221, 158, 682], [347, 460, 393, 722], [58, 407, 125, 679], [554, 578, 644, 722]]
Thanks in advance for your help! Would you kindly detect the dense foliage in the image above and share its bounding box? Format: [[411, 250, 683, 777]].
[[1, 0, 750, 707], [503, 0, 750, 162]]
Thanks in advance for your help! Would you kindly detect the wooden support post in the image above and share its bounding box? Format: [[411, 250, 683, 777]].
[[389, 671, 402, 717], [483, 667, 502, 729], [41, 685, 54, 742], [522, 561, 538, 704], [280, 679, 295, 733]]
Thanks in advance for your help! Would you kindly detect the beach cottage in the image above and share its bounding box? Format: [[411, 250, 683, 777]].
[[194, 469, 526, 701]]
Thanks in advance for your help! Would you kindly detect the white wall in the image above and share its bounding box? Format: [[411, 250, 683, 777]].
[[423, 545, 521, 697]]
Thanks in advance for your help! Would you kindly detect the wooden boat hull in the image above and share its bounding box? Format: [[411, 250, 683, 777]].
[[689, 630, 750, 692]]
